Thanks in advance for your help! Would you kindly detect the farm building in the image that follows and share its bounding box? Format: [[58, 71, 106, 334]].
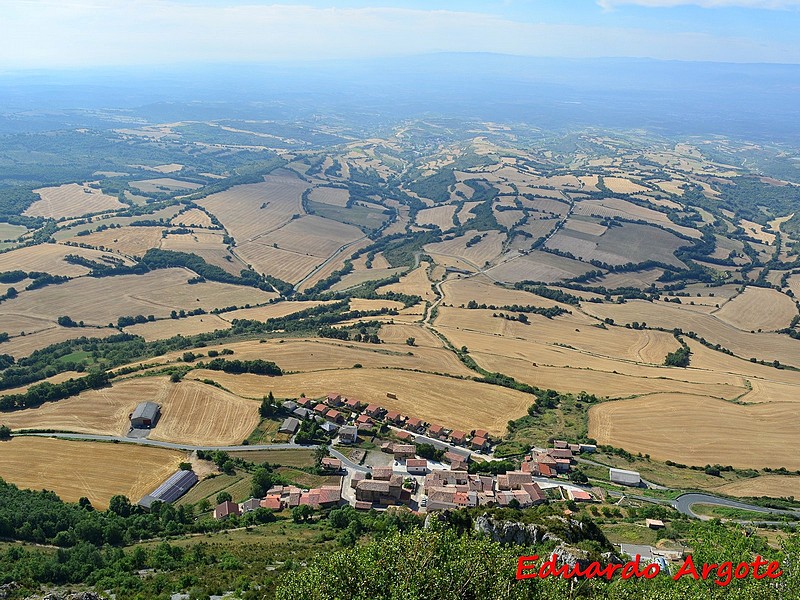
[[138, 469, 198, 508], [610, 468, 642, 487], [279, 417, 300, 434], [130, 402, 160, 429]]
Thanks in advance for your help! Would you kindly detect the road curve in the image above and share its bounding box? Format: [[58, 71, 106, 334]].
[[672, 493, 800, 520]]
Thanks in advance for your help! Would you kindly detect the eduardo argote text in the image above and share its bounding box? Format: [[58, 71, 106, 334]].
[[517, 553, 783, 586]]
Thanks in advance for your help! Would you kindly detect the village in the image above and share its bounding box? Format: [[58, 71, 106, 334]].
[[193, 392, 615, 520]]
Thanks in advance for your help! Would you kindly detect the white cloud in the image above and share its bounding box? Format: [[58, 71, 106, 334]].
[[598, 0, 800, 8], [0, 1, 797, 69]]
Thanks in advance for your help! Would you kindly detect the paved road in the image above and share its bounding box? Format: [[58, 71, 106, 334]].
[[328, 446, 369, 473], [20, 432, 316, 452], [672, 493, 800, 520]]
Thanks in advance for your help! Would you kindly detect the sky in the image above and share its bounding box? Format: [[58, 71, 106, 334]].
[[1, 0, 799, 70]]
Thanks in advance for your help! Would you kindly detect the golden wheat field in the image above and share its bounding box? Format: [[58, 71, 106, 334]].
[[581, 299, 800, 367], [183, 337, 473, 378], [24, 183, 125, 219], [160, 230, 244, 275], [416, 205, 457, 229], [222, 300, 332, 322], [170, 208, 213, 227], [603, 176, 651, 194], [713, 287, 797, 332], [0, 437, 184, 508], [348, 298, 405, 312], [439, 275, 559, 308], [0, 326, 115, 359], [124, 314, 231, 341], [197, 170, 309, 242], [0, 243, 133, 277], [0, 371, 83, 397], [235, 242, 323, 283], [710, 475, 800, 499], [260, 215, 363, 259], [589, 393, 800, 470], [377, 263, 436, 301], [188, 367, 531, 436], [379, 323, 443, 348], [2, 377, 260, 446], [148, 380, 260, 446], [308, 186, 350, 207], [74, 226, 164, 256], [425, 231, 506, 268], [0, 268, 277, 326]]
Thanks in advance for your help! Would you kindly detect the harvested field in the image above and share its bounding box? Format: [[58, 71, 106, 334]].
[[236, 242, 323, 283], [0, 243, 132, 277], [25, 184, 125, 219], [589, 393, 800, 470], [184, 338, 472, 378], [563, 218, 608, 236], [603, 177, 650, 195], [714, 287, 797, 332], [75, 226, 163, 256], [592, 268, 665, 289], [260, 215, 362, 259], [129, 178, 202, 193], [197, 170, 309, 243], [573, 198, 700, 239], [0, 437, 183, 508], [188, 368, 532, 436], [435, 306, 675, 364], [171, 209, 213, 227], [0, 371, 82, 397], [348, 298, 404, 312], [425, 231, 505, 268], [741, 219, 776, 245], [1, 268, 276, 326], [330, 266, 406, 292], [711, 476, 800, 499], [440, 276, 561, 309], [160, 230, 244, 275], [125, 314, 231, 341], [2, 377, 259, 446], [456, 201, 482, 224], [307, 186, 349, 207], [582, 300, 800, 368], [486, 251, 593, 283], [493, 209, 525, 229], [379, 323, 444, 348], [416, 205, 456, 229], [0, 326, 114, 359], [149, 380, 260, 446], [377, 263, 436, 301], [545, 222, 687, 267], [222, 301, 332, 322]]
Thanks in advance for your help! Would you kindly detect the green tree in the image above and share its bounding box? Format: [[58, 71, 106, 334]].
[[108, 495, 132, 518], [292, 504, 313, 523], [216, 491, 232, 505], [0, 424, 11, 440]]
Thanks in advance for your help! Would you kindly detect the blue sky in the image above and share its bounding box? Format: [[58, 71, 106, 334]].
[[1, 0, 799, 69]]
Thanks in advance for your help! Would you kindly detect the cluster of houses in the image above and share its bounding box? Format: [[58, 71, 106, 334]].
[[214, 482, 344, 520], [278, 392, 494, 452], [520, 440, 596, 478]]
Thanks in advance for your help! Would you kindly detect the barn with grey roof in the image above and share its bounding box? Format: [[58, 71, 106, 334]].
[[138, 469, 198, 508], [130, 401, 160, 429]]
